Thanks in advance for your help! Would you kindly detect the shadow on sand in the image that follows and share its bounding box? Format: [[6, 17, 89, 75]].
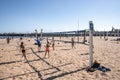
[[80, 53, 89, 55], [45, 68, 85, 80], [0, 58, 45, 65], [25, 57, 43, 80], [60, 49, 71, 51], [0, 47, 85, 80], [30, 48, 61, 71]]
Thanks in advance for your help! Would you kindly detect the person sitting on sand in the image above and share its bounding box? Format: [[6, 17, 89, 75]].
[[90, 60, 111, 72], [91, 60, 100, 68], [44, 41, 50, 58], [35, 38, 41, 52], [20, 42, 26, 59]]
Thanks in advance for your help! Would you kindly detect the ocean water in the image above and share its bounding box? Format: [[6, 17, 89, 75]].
[[0, 36, 32, 38]]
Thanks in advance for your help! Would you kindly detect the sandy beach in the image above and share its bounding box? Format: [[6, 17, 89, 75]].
[[0, 36, 120, 80]]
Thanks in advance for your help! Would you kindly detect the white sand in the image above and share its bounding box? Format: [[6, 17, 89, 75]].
[[0, 37, 120, 80]]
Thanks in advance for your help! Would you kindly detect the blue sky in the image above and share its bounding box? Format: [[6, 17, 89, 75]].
[[0, 0, 120, 33]]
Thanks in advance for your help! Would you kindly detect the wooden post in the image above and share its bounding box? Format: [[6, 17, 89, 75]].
[[82, 30, 86, 44], [89, 21, 94, 68], [104, 31, 106, 39], [118, 30, 119, 38], [52, 37, 54, 42], [35, 29, 38, 39], [77, 31, 79, 42], [60, 32, 61, 41], [77, 19, 79, 42], [40, 29, 43, 38], [107, 31, 108, 39], [83, 30, 86, 43], [117, 30, 119, 43], [100, 32, 102, 38]]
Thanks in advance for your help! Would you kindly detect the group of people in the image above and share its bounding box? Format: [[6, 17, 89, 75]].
[[5, 36, 75, 60], [17, 37, 76, 61], [35, 37, 52, 58], [19, 37, 55, 60]]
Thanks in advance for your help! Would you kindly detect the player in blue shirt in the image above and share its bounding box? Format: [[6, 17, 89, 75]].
[[35, 38, 41, 52]]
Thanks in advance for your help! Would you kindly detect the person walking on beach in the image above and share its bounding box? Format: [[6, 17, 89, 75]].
[[44, 41, 50, 58], [71, 38, 75, 49], [35, 38, 41, 52], [20, 37, 22, 40], [20, 42, 26, 60], [19, 37, 23, 45], [52, 41, 55, 50], [6, 37, 10, 44]]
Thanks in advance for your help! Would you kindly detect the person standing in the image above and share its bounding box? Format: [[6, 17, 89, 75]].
[[6, 37, 10, 44], [71, 38, 75, 49], [20, 42, 26, 60], [52, 41, 55, 50], [35, 38, 41, 52], [44, 41, 50, 58]]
